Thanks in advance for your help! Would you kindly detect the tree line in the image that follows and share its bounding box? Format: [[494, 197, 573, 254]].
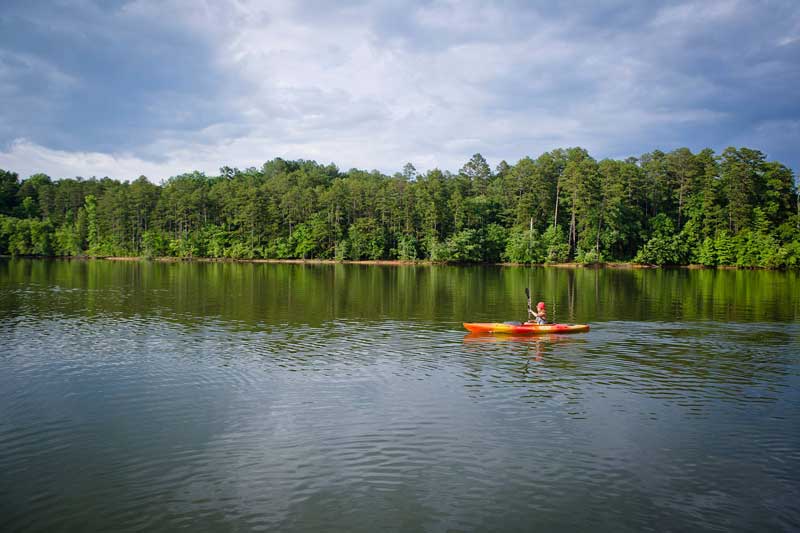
[[1, 146, 798, 267]]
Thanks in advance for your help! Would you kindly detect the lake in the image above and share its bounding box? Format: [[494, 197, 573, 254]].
[[1, 259, 798, 532]]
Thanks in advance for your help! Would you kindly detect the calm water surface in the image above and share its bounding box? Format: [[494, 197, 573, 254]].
[[1, 259, 798, 532]]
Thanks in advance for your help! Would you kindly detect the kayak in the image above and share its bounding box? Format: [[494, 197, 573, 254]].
[[463, 322, 590, 334]]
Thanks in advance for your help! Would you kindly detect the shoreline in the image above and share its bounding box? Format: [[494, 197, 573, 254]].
[[0, 254, 768, 269], [105, 256, 649, 268]]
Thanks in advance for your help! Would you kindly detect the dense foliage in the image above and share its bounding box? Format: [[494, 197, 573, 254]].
[[1, 146, 798, 266]]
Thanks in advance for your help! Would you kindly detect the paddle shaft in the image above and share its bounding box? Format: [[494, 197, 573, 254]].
[[525, 287, 534, 320]]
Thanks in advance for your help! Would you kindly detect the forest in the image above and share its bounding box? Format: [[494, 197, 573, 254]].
[[0, 146, 798, 267]]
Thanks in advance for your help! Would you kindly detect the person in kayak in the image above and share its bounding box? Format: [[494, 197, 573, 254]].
[[530, 302, 547, 325]]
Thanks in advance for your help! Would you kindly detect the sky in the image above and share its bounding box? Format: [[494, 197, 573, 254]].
[[0, 0, 798, 182]]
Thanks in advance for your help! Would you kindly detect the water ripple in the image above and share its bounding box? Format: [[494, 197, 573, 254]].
[[1, 283, 799, 531]]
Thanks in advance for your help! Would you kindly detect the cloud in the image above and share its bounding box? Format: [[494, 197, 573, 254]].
[[0, 139, 191, 181], [0, 49, 80, 145], [0, 0, 798, 179]]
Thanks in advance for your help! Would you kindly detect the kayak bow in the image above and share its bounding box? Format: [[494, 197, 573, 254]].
[[463, 322, 590, 335]]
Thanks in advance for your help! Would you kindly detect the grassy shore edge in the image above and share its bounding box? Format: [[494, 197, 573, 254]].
[[2, 254, 782, 269]]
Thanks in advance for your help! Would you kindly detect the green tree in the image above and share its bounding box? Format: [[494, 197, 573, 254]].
[[633, 214, 684, 265], [460, 153, 492, 196], [444, 229, 482, 262], [0, 148, 795, 268], [0, 170, 20, 215], [719, 147, 765, 233], [503, 224, 545, 264], [348, 218, 385, 260], [85, 195, 99, 254], [543, 225, 569, 263]]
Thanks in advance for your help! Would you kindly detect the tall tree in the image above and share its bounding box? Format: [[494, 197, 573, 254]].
[[0, 169, 20, 215], [460, 153, 492, 196], [719, 147, 765, 233], [665, 148, 700, 228]]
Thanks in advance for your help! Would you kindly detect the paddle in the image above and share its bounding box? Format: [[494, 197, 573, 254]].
[[525, 287, 534, 322]]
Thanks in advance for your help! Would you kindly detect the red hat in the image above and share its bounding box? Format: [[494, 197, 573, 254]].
[[537, 301, 545, 309]]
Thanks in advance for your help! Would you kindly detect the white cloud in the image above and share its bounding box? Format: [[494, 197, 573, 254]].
[[193, 2, 599, 170], [1, 0, 798, 179], [0, 139, 194, 181]]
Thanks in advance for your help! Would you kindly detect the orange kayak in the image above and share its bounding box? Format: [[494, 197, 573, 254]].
[[463, 322, 590, 335]]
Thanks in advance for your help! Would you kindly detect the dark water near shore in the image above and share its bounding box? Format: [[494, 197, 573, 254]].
[[1, 259, 798, 532]]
